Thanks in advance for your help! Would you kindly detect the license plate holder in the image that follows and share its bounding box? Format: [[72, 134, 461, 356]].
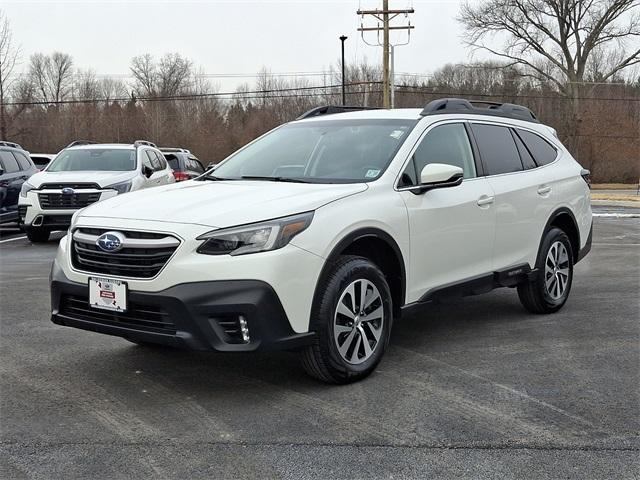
[[89, 277, 127, 312]]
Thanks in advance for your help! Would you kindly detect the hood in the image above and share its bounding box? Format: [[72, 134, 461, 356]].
[[29, 170, 136, 188], [78, 179, 368, 228]]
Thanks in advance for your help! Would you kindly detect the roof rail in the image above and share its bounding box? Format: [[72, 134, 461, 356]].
[[420, 98, 539, 123], [0, 141, 23, 150], [297, 105, 381, 120], [66, 140, 98, 149], [133, 140, 157, 148], [159, 147, 191, 154]]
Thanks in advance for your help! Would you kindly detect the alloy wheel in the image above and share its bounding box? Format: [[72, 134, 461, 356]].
[[544, 241, 570, 300]]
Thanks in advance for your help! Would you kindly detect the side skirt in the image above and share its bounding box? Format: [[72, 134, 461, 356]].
[[400, 263, 533, 318]]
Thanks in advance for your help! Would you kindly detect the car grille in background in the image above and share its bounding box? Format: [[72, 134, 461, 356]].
[[39, 192, 101, 209], [60, 295, 176, 334], [39, 183, 101, 190], [71, 228, 180, 278]]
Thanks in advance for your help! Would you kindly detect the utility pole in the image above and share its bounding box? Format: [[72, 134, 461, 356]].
[[357, 1, 414, 108], [340, 35, 348, 106]]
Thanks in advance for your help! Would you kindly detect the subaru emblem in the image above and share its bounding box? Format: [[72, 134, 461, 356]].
[[96, 231, 125, 253], [61, 187, 75, 195]]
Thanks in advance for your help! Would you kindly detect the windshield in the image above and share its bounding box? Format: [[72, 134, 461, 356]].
[[210, 119, 416, 183], [47, 149, 136, 172]]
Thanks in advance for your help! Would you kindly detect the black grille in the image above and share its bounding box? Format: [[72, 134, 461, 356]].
[[71, 228, 178, 278], [42, 215, 72, 226], [60, 295, 176, 334], [39, 183, 101, 190], [39, 192, 101, 209]]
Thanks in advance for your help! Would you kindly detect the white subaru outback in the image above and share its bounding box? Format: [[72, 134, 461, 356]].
[[19, 140, 174, 242], [50, 99, 592, 383]]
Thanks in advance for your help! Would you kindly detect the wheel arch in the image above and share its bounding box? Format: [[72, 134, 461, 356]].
[[543, 207, 580, 262], [314, 228, 407, 319]]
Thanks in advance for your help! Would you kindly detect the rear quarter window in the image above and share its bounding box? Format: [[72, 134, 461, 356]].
[[516, 129, 558, 166], [470, 124, 523, 175]]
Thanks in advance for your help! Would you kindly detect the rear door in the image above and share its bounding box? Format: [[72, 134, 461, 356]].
[[0, 150, 26, 220], [398, 121, 496, 300], [470, 122, 557, 271]]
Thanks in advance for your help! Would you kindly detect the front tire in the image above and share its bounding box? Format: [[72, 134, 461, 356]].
[[518, 227, 574, 314], [301, 255, 393, 384], [25, 227, 50, 243]]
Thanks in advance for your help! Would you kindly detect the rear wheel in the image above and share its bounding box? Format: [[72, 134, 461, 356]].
[[518, 227, 573, 314], [301, 255, 393, 384], [25, 227, 50, 243]]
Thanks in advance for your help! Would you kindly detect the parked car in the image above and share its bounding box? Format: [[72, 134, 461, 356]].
[[30, 153, 57, 170], [19, 140, 174, 242], [160, 148, 205, 181], [0, 141, 39, 225], [49, 99, 592, 383]]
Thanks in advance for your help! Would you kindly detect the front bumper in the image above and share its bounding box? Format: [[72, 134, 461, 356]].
[[50, 262, 315, 352]]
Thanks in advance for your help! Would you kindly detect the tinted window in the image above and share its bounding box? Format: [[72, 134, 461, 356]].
[[190, 158, 204, 173], [164, 154, 179, 170], [13, 152, 32, 171], [471, 124, 523, 175], [511, 130, 537, 169], [517, 129, 557, 166], [145, 150, 161, 171], [0, 151, 20, 173], [403, 123, 476, 186], [48, 149, 136, 172]]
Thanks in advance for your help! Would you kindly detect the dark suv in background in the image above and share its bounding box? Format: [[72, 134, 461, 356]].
[[0, 142, 38, 225], [160, 148, 205, 181]]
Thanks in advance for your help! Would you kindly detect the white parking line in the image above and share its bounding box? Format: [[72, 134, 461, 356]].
[[0, 236, 27, 244]]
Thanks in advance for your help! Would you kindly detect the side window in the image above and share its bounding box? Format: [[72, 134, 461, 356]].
[[400, 123, 476, 187], [145, 150, 161, 171], [516, 129, 557, 166], [13, 152, 32, 171], [153, 151, 167, 170], [191, 158, 204, 173], [141, 150, 154, 172], [0, 151, 20, 173], [511, 130, 537, 170], [471, 124, 523, 175]]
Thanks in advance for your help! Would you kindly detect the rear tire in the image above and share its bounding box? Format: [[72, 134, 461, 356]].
[[25, 227, 50, 243], [301, 255, 393, 384], [518, 227, 574, 314]]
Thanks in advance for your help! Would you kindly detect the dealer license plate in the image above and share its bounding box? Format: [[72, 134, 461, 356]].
[[89, 277, 127, 312]]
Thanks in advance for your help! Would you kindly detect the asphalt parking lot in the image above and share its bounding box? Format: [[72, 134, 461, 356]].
[[1, 214, 638, 479]]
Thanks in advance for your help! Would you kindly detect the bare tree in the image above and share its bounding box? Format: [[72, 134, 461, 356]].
[[130, 53, 156, 97], [459, 0, 640, 110], [0, 10, 20, 138], [28, 51, 74, 103], [130, 53, 193, 97]]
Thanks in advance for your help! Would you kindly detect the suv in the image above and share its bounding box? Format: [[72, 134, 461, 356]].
[[19, 140, 174, 242], [160, 148, 205, 181], [49, 99, 593, 383], [0, 142, 38, 225], [30, 153, 57, 169]]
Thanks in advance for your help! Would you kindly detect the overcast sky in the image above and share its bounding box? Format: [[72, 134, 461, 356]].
[[3, 0, 483, 91]]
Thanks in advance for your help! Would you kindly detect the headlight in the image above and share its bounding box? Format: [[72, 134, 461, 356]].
[[20, 181, 35, 198], [197, 212, 314, 256], [105, 180, 132, 194]]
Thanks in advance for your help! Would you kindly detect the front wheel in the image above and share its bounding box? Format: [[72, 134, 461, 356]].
[[518, 227, 574, 314], [25, 227, 50, 243], [301, 255, 393, 384]]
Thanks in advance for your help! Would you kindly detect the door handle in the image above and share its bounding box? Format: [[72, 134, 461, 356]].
[[477, 195, 494, 207], [537, 185, 552, 195]]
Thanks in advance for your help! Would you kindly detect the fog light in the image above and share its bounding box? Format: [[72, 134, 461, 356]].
[[239, 315, 250, 343]]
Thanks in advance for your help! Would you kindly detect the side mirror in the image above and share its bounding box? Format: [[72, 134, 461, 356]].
[[143, 165, 153, 178], [418, 163, 464, 192]]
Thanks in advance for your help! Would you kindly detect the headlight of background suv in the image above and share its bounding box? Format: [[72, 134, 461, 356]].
[[105, 180, 132, 194], [20, 182, 34, 198], [197, 212, 314, 256]]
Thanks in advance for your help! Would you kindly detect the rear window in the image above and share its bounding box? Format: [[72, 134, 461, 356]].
[[0, 151, 20, 173], [471, 124, 523, 175], [516, 129, 557, 166], [48, 149, 136, 172]]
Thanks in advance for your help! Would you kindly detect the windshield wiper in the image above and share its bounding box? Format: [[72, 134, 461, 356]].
[[197, 174, 229, 181], [240, 175, 311, 183]]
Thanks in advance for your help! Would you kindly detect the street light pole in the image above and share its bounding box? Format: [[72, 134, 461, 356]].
[[339, 35, 348, 106]]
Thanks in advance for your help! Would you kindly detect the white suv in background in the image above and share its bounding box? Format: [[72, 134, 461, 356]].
[[49, 99, 592, 383], [19, 140, 174, 242]]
